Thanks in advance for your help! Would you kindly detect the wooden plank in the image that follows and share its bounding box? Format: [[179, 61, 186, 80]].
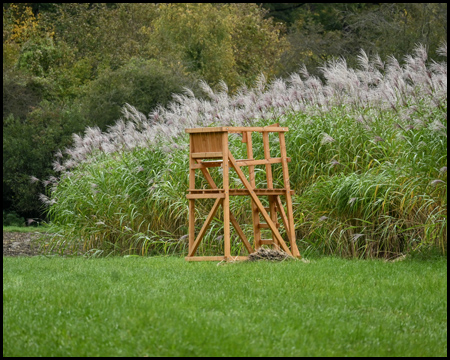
[[227, 126, 289, 133], [245, 131, 261, 250], [222, 132, 230, 259], [185, 127, 227, 134], [269, 195, 278, 247], [185, 126, 288, 134], [189, 135, 196, 253], [187, 188, 222, 192], [278, 132, 301, 258], [189, 200, 195, 254], [261, 127, 279, 250], [194, 168, 218, 190], [185, 256, 227, 261], [258, 222, 280, 229], [190, 132, 223, 153], [229, 212, 254, 254], [228, 151, 292, 256], [229, 189, 294, 196], [185, 256, 249, 261], [262, 132, 273, 189], [191, 152, 223, 159], [262, 133, 278, 247], [191, 157, 292, 169], [232, 157, 291, 167], [191, 162, 222, 169], [193, 159, 219, 191], [188, 198, 223, 257], [187, 189, 290, 193], [187, 189, 294, 196], [274, 195, 291, 241], [186, 193, 225, 199], [260, 239, 275, 245]]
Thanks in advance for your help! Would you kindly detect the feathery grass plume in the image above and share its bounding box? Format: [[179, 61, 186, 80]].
[[41, 43, 446, 257], [321, 133, 335, 145]]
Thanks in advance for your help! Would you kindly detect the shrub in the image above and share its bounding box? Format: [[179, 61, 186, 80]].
[[3, 211, 25, 227], [2, 69, 48, 120], [3, 102, 88, 218], [78, 58, 202, 131]]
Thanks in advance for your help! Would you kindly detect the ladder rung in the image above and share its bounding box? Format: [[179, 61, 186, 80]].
[[258, 223, 280, 229], [260, 239, 275, 245]]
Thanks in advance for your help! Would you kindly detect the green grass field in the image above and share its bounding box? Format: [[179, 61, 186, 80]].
[[2, 225, 55, 233], [3, 255, 447, 357]]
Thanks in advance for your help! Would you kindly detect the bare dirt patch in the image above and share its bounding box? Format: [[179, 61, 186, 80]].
[[3, 231, 45, 257], [3, 231, 81, 257]]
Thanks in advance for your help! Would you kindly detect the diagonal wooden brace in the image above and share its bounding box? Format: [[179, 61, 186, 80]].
[[274, 196, 291, 242], [188, 198, 223, 257], [274, 195, 300, 257], [230, 213, 254, 254]]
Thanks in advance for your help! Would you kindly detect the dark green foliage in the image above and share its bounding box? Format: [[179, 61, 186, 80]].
[[3, 210, 25, 227], [2, 70, 48, 120], [3, 103, 87, 218], [17, 36, 64, 77], [277, 3, 447, 77], [78, 59, 201, 131]]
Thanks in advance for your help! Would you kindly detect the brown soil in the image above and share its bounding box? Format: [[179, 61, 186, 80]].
[[247, 247, 295, 261], [3, 231, 82, 257], [3, 231, 46, 256]]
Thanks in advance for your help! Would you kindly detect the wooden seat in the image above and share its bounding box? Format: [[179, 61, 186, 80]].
[[185, 124, 301, 261]]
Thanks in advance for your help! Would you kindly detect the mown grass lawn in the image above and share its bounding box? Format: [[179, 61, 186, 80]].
[[3, 225, 56, 233], [3, 255, 447, 357]]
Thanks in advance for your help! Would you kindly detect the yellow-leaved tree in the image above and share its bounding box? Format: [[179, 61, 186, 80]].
[[146, 3, 288, 92]]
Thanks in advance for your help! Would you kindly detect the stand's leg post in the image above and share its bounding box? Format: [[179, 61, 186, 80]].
[[245, 131, 261, 250], [269, 195, 279, 248], [222, 132, 231, 260], [262, 132, 273, 188], [279, 132, 301, 258], [188, 135, 196, 256], [189, 200, 195, 254], [263, 132, 279, 248]]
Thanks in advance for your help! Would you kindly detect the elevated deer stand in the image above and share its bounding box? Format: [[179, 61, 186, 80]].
[[185, 124, 301, 261]]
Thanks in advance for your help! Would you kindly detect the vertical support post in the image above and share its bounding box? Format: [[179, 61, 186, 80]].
[[188, 135, 196, 254], [262, 132, 273, 189], [262, 132, 278, 248], [222, 132, 230, 259], [278, 131, 301, 258], [245, 131, 261, 250]]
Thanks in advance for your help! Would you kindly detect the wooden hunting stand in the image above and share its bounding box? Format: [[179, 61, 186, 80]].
[[185, 124, 301, 261]]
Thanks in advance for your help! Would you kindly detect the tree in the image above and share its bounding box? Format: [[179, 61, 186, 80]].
[[147, 3, 288, 91], [277, 3, 447, 77], [78, 58, 202, 131]]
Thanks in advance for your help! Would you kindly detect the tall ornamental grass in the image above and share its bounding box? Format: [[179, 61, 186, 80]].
[[39, 44, 447, 257]]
